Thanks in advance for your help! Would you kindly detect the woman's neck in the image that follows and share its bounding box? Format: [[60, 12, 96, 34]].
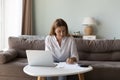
[[56, 36, 63, 47]]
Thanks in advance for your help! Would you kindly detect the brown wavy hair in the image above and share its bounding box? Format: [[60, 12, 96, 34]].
[[49, 18, 70, 36]]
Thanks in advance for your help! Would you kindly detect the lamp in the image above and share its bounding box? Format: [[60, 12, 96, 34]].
[[82, 17, 96, 35]]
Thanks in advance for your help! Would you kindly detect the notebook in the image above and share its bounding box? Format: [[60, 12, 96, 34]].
[[26, 50, 56, 67]]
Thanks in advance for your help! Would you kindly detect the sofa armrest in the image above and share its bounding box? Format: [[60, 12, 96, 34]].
[[0, 49, 17, 64]]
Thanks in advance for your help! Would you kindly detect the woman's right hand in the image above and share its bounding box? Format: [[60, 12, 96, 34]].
[[66, 57, 77, 64]]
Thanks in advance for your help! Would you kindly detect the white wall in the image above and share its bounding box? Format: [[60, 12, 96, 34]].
[[33, 0, 120, 39]]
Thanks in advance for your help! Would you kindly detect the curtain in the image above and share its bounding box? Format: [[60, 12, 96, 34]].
[[22, 0, 32, 35]]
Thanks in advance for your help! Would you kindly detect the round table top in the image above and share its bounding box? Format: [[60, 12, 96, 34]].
[[23, 65, 93, 77]]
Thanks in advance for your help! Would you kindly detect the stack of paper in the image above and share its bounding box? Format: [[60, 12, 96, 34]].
[[56, 62, 81, 69]]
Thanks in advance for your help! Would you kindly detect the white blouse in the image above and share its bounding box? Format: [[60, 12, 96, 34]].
[[45, 35, 78, 62]]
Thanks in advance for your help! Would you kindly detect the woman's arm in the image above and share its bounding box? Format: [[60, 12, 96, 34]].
[[69, 37, 79, 63], [45, 35, 52, 51]]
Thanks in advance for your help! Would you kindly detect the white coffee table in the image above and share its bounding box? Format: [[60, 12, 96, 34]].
[[23, 65, 93, 80]]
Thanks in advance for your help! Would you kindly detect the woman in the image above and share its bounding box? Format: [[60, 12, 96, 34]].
[[45, 18, 79, 80]]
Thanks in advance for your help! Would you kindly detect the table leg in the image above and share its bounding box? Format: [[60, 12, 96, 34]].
[[37, 76, 45, 80], [78, 74, 84, 80]]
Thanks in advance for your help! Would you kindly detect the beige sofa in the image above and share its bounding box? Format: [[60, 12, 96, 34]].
[[1, 36, 120, 80]]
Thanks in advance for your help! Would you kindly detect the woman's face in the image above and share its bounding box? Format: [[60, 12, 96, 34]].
[[55, 26, 66, 39]]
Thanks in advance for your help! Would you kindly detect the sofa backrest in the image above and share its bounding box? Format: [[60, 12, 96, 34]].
[[8, 36, 120, 61], [75, 39, 120, 61], [9, 36, 45, 58]]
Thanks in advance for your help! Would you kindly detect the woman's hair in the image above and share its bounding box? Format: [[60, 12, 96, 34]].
[[49, 18, 70, 36]]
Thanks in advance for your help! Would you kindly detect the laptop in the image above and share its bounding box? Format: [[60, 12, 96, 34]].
[[26, 50, 56, 67]]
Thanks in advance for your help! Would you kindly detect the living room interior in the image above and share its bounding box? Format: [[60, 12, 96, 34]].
[[1, 0, 120, 80]]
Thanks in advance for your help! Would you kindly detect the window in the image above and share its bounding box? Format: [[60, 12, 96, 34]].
[[0, 0, 4, 49], [0, 0, 22, 50]]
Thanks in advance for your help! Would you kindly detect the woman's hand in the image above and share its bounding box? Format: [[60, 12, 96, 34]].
[[66, 57, 77, 64]]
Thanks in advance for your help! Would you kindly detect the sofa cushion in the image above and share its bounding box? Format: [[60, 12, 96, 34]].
[[0, 49, 17, 64], [75, 39, 115, 52], [0, 58, 36, 79], [8, 36, 45, 58], [78, 60, 120, 68], [75, 39, 120, 61], [78, 60, 120, 80]]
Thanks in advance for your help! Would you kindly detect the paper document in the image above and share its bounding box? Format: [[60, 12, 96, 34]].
[[56, 62, 82, 69]]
